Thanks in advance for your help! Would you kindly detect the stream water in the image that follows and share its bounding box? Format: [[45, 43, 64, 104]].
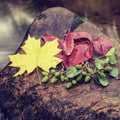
[[0, 0, 120, 71]]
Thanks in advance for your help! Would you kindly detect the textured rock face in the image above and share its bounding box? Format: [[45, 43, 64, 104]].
[[1, 0, 120, 71], [0, 7, 120, 120], [29, 7, 82, 39]]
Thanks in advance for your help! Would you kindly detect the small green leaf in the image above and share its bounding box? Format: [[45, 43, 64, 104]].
[[50, 77, 58, 83], [107, 56, 117, 64], [97, 73, 108, 86], [64, 77, 69, 81], [54, 72, 61, 77], [66, 67, 81, 78], [87, 68, 94, 74], [76, 74, 82, 81], [60, 75, 65, 82], [42, 71, 49, 76], [85, 75, 91, 82], [76, 64, 82, 70], [106, 47, 117, 64], [51, 69, 56, 74], [106, 47, 116, 56], [41, 76, 49, 83], [95, 58, 109, 70], [66, 82, 73, 89], [72, 80, 77, 85], [104, 66, 112, 72], [110, 67, 118, 77]]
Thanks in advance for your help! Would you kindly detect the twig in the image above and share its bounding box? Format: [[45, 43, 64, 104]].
[[92, 55, 105, 60]]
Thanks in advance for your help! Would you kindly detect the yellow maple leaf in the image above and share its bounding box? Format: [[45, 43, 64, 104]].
[[9, 35, 62, 76]]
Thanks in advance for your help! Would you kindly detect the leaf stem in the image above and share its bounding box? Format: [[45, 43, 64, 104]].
[[115, 78, 120, 80], [36, 67, 41, 84], [92, 55, 105, 60]]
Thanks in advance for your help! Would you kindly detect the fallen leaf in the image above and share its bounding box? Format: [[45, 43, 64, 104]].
[[41, 32, 57, 42], [106, 47, 117, 64], [63, 30, 74, 55], [66, 66, 81, 78], [110, 67, 118, 77], [41, 32, 64, 49], [61, 31, 93, 67], [95, 58, 109, 70], [72, 32, 92, 41], [9, 36, 62, 76], [63, 41, 93, 67], [97, 72, 108, 86], [93, 37, 112, 55]]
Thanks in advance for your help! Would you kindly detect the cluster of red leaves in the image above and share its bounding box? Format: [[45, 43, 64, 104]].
[[42, 30, 112, 68]]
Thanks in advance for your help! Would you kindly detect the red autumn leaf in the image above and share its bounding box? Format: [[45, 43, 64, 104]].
[[63, 30, 74, 55], [93, 37, 112, 55], [72, 32, 93, 41], [41, 32, 57, 42], [41, 32, 64, 49], [41, 30, 113, 68], [63, 41, 93, 68]]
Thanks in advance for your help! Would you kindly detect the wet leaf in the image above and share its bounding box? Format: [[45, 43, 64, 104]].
[[93, 37, 112, 55], [9, 36, 62, 76], [95, 58, 109, 70], [66, 67, 81, 78], [110, 67, 118, 77], [106, 47, 117, 64], [97, 72, 108, 86]]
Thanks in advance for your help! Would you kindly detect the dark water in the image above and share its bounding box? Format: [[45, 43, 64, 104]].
[[0, 0, 120, 70]]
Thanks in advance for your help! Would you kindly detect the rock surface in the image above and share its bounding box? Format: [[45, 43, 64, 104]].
[[0, 7, 120, 120]]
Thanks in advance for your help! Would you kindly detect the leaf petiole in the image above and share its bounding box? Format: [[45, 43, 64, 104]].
[[36, 67, 41, 84], [92, 55, 105, 60]]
